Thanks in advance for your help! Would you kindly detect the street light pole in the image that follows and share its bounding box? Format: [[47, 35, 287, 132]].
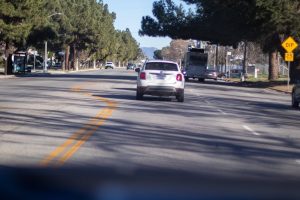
[[44, 41, 47, 72], [227, 51, 232, 78], [33, 51, 36, 72], [44, 12, 63, 73]]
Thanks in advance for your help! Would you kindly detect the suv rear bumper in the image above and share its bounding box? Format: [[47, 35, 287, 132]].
[[138, 86, 183, 96]]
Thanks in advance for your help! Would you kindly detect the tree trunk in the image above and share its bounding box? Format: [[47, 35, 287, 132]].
[[65, 45, 70, 71], [4, 42, 10, 75], [268, 50, 279, 80], [71, 43, 77, 71], [215, 44, 219, 71], [290, 52, 300, 83]]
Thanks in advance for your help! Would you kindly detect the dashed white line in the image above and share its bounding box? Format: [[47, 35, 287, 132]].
[[217, 109, 227, 115], [204, 100, 210, 104], [245, 93, 255, 97], [243, 125, 260, 136], [296, 160, 300, 165]]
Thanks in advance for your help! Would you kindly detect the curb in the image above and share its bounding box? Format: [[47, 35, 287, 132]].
[[0, 75, 16, 79], [265, 88, 291, 95]]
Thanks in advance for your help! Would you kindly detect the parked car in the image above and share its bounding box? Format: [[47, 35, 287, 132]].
[[135, 60, 185, 102], [105, 62, 115, 69], [292, 81, 300, 108], [204, 69, 218, 80], [127, 63, 136, 70]]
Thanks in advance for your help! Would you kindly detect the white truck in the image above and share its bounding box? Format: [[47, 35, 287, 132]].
[[183, 48, 208, 82]]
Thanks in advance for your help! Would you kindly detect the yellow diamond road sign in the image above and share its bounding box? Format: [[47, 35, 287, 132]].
[[282, 36, 298, 52]]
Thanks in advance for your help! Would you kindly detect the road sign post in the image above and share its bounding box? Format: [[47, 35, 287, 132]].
[[288, 61, 290, 91], [282, 37, 298, 91]]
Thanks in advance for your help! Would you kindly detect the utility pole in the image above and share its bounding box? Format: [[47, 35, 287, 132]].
[[224, 47, 228, 75], [243, 41, 248, 74], [227, 51, 232, 78], [33, 51, 36, 72]]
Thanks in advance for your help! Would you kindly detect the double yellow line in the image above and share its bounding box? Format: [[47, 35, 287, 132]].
[[41, 84, 117, 166]]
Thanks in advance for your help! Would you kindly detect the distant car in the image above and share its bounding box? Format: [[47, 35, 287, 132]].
[[292, 81, 300, 108], [127, 63, 136, 70], [105, 62, 115, 69], [204, 69, 218, 80], [135, 60, 185, 102]]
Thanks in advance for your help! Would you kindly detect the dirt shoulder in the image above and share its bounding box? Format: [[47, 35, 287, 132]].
[[225, 77, 293, 94]]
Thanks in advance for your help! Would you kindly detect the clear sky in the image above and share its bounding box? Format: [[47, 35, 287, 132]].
[[102, 0, 183, 49]]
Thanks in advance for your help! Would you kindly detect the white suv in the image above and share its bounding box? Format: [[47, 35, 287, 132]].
[[135, 60, 185, 102]]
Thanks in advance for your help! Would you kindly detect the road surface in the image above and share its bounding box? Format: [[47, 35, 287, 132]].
[[0, 69, 300, 181]]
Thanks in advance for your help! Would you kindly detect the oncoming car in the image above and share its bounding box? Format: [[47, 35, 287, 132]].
[[204, 69, 218, 81], [105, 62, 115, 69], [135, 60, 185, 102]]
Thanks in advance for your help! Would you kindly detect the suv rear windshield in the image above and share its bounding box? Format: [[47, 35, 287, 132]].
[[145, 62, 178, 71]]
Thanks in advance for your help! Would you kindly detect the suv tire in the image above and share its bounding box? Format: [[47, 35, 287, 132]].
[[136, 89, 143, 100], [177, 91, 184, 102]]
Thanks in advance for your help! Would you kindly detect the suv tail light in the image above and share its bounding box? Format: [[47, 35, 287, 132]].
[[140, 72, 146, 80], [176, 74, 183, 81]]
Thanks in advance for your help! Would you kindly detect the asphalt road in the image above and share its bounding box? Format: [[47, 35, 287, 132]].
[[0, 69, 300, 181]]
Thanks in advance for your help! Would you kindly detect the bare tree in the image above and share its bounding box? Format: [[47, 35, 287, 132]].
[[161, 39, 193, 63]]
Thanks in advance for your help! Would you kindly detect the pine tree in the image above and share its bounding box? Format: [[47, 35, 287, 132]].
[[140, 0, 300, 80], [0, 0, 43, 74]]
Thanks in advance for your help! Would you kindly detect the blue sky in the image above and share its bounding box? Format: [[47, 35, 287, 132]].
[[102, 0, 184, 49]]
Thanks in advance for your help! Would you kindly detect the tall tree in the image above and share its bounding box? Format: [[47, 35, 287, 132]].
[[0, 0, 140, 72], [140, 0, 300, 80], [0, 0, 43, 74], [153, 50, 163, 59]]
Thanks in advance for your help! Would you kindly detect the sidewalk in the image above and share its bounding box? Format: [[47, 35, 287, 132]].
[[0, 74, 15, 79], [0, 67, 126, 79], [0, 68, 100, 78]]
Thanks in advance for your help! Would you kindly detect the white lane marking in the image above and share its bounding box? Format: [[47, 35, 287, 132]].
[[245, 93, 254, 97], [296, 160, 300, 165], [217, 109, 227, 115], [204, 100, 210, 104], [243, 125, 260, 136]]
